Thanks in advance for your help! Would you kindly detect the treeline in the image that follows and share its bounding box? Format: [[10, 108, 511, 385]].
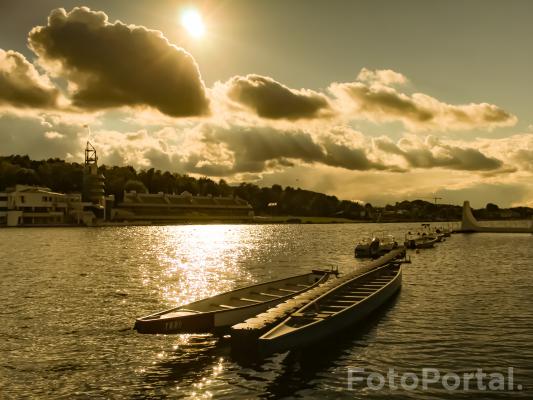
[[383, 200, 462, 221], [4, 155, 531, 220], [0, 155, 366, 218], [0, 155, 83, 193]]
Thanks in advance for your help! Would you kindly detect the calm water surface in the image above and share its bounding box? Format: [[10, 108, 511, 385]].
[[0, 224, 532, 399]]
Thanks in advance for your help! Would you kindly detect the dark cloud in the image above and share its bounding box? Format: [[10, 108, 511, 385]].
[[0, 49, 59, 108], [201, 125, 325, 173], [226, 74, 332, 120], [189, 125, 392, 175], [321, 138, 388, 171], [28, 7, 209, 117], [375, 137, 503, 171], [338, 82, 434, 122], [440, 146, 502, 171], [135, 125, 391, 177]]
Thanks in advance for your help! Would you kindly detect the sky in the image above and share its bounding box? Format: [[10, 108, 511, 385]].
[[1, 0, 533, 208]]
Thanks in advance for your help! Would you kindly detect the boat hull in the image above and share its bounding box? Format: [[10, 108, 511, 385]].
[[259, 265, 402, 355], [134, 301, 295, 334], [354, 239, 380, 258], [134, 271, 331, 334], [415, 238, 437, 248], [135, 311, 215, 334]]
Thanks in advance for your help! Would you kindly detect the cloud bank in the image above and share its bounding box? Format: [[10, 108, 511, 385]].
[[195, 125, 393, 174], [28, 7, 209, 117], [330, 69, 517, 131], [374, 135, 503, 171]]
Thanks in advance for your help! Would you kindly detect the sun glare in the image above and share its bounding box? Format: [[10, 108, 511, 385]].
[[181, 9, 205, 38]]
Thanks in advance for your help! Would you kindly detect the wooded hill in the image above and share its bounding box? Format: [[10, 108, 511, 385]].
[[0, 155, 364, 218], [2, 155, 531, 221]]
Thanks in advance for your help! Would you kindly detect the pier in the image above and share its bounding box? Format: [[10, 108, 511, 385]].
[[230, 247, 408, 355], [457, 201, 533, 233]]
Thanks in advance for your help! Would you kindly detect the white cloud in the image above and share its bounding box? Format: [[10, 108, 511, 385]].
[[357, 68, 408, 86], [329, 70, 517, 132], [44, 131, 64, 139]]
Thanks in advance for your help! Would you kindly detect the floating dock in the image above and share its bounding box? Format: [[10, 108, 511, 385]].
[[230, 247, 407, 355], [456, 201, 533, 234]]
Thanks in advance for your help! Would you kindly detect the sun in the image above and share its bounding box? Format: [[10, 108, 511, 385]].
[[181, 9, 205, 38]]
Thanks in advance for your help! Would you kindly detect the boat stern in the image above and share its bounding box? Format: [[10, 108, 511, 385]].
[[134, 311, 214, 334]]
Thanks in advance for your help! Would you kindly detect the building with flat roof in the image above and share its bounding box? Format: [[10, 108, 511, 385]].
[[0, 185, 108, 227], [2, 185, 75, 226], [112, 191, 254, 222]]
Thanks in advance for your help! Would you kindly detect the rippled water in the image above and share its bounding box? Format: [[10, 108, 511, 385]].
[[1, 224, 532, 399]]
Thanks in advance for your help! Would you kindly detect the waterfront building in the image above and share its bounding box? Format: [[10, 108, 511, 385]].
[[2, 185, 75, 226], [0, 185, 108, 227], [112, 191, 254, 222]]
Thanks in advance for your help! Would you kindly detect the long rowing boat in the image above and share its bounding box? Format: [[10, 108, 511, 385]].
[[134, 270, 333, 334], [258, 262, 402, 355]]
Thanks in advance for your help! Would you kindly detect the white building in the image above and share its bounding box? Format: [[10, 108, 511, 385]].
[[0, 185, 102, 227], [1, 144, 112, 227]]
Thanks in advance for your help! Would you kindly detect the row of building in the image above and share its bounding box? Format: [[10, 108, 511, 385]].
[[0, 143, 253, 227], [0, 185, 254, 227]]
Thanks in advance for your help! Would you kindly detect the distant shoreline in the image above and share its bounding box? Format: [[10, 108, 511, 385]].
[[5, 216, 530, 228], [0, 216, 465, 228]]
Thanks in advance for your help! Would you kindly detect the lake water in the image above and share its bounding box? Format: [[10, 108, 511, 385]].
[[1, 224, 532, 399]]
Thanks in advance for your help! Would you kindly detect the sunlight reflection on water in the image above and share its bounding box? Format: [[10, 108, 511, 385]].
[[143, 225, 256, 306]]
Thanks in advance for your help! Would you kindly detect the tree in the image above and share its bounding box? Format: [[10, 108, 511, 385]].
[[218, 179, 232, 197], [124, 179, 148, 193], [486, 203, 499, 212], [0, 161, 21, 190], [15, 168, 40, 186]]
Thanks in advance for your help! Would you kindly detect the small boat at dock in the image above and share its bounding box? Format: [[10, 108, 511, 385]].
[[414, 236, 438, 248], [435, 226, 451, 237], [258, 262, 402, 355], [404, 233, 438, 249], [404, 223, 443, 249], [134, 270, 333, 334], [377, 234, 398, 255], [354, 236, 380, 258], [355, 232, 398, 258]]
